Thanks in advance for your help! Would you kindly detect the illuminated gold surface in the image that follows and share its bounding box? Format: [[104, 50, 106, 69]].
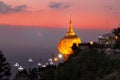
[[58, 17, 81, 60], [58, 35, 81, 55]]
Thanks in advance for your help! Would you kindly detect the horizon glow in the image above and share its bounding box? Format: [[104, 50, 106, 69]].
[[0, 0, 120, 30]]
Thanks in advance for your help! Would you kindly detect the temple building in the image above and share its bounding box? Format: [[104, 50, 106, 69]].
[[98, 32, 118, 47], [58, 17, 81, 61]]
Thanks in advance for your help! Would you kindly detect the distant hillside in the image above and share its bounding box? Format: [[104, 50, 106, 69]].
[[40, 48, 120, 80]]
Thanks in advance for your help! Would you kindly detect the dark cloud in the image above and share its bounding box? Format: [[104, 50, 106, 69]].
[[0, 1, 27, 14], [49, 1, 70, 9]]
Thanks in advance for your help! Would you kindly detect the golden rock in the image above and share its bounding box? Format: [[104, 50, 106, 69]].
[[58, 17, 81, 61]]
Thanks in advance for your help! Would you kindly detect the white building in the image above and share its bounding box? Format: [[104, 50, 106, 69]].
[[98, 33, 118, 47]]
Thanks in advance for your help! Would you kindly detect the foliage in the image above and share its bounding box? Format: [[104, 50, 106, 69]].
[[113, 39, 120, 49], [112, 27, 120, 37], [39, 48, 120, 80], [112, 27, 120, 49], [0, 51, 11, 80], [54, 49, 114, 80], [39, 65, 56, 80]]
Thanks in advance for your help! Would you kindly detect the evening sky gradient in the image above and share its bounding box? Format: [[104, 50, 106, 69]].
[[0, 0, 120, 69], [0, 0, 120, 29]]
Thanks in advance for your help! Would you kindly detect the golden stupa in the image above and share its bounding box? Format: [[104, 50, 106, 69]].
[[58, 17, 81, 61]]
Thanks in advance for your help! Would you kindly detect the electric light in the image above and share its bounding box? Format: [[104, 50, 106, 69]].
[[18, 66, 23, 71], [28, 58, 33, 62], [14, 62, 20, 74], [58, 54, 63, 59], [42, 65, 46, 68], [115, 36, 118, 39], [37, 62, 42, 66], [14, 62, 19, 67], [90, 41, 93, 45], [98, 35, 102, 38], [27, 58, 33, 71], [50, 61, 54, 65], [46, 62, 48, 66], [48, 58, 52, 62], [54, 57, 58, 62]]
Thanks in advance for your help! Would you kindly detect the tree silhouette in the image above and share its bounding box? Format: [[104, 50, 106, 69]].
[[0, 51, 11, 80], [112, 27, 120, 37], [112, 27, 120, 49]]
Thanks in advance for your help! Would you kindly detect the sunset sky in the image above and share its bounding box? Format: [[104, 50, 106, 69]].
[[0, 0, 120, 30], [0, 0, 120, 70]]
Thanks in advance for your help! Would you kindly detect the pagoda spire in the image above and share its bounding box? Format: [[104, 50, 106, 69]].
[[66, 16, 75, 36], [69, 16, 73, 32]]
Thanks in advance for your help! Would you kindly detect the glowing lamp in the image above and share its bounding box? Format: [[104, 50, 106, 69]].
[[115, 36, 118, 40], [90, 41, 93, 45], [58, 54, 63, 59], [54, 57, 58, 62]]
